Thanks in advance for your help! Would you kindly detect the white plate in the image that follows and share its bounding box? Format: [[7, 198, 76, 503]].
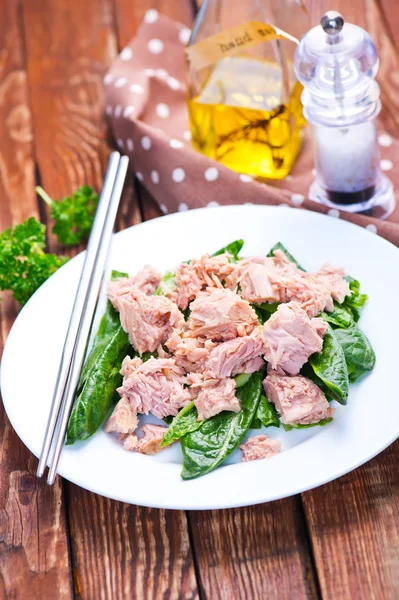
[[1, 206, 398, 509]]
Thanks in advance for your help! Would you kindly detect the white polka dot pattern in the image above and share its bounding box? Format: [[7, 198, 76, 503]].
[[156, 103, 170, 118], [123, 105, 135, 119], [117, 138, 124, 148], [178, 202, 188, 211], [155, 68, 168, 80], [136, 172, 143, 182], [380, 159, 393, 171], [167, 76, 180, 90], [170, 139, 184, 149], [151, 170, 160, 184], [366, 224, 377, 233], [328, 209, 340, 218], [130, 83, 144, 95], [145, 69, 155, 77], [179, 28, 191, 45], [204, 167, 219, 182], [114, 77, 128, 88], [126, 138, 134, 152], [105, 104, 113, 116], [172, 168, 185, 183], [378, 133, 393, 147], [239, 174, 253, 183], [144, 9, 158, 23], [160, 203, 168, 214], [103, 74, 113, 85], [114, 105, 122, 118], [148, 39, 164, 54], [141, 136, 152, 150], [183, 130, 192, 141], [120, 47, 133, 61], [291, 193, 305, 206], [207, 201, 220, 208]]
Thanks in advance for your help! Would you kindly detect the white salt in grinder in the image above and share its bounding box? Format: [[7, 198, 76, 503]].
[[294, 11, 395, 219]]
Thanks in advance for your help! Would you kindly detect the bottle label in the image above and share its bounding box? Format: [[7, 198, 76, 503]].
[[185, 21, 298, 70]]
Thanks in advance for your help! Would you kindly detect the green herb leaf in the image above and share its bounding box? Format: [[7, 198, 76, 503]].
[[255, 394, 280, 428], [0, 217, 68, 305], [342, 278, 368, 321], [321, 302, 354, 329], [161, 402, 202, 447], [282, 417, 333, 431], [37, 185, 99, 246], [213, 239, 244, 261], [180, 370, 263, 480], [309, 324, 349, 404], [334, 325, 375, 372]]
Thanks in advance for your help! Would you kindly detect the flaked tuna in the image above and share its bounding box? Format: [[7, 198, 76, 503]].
[[169, 253, 236, 310], [264, 373, 335, 425], [104, 396, 138, 435], [189, 374, 240, 420], [111, 288, 184, 355], [107, 265, 162, 301], [262, 302, 327, 375], [226, 249, 301, 304], [188, 288, 258, 341], [240, 435, 282, 461], [166, 330, 216, 372], [205, 328, 264, 378], [118, 357, 191, 418], [121, 424, 168, 454], [285, 273, 334, 317], [315, 264, 350, 304]]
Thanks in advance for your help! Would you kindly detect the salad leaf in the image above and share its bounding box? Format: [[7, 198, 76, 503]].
[[334, 325, 375, 372], [181, 370, 263, 480], [342, 278, 368, 322], [66, 326, 131, 444], [213, 239, 244, 261], [161, 402, 201, 447], [36, 185, 99, 247], [267, 242, 305, 271], [255, 394, 280, 428], [321, 303, 354, 329], [282, 417, 333, 431], [156, 270, 177, 296], [309, 325, 349, 404], [0, 217, 68, 305], [234, 373, 252, 388]]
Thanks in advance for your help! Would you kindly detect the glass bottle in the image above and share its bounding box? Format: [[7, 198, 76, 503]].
[[186, 0, 310, 180], [294, 11, 395, 219]]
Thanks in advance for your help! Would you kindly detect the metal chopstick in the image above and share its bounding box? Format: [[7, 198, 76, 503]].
[[46, 155, 129, 484], [36, 151, 121, 478]]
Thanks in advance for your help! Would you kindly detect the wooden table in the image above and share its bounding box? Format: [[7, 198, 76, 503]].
[[0, 1, 398, 598]]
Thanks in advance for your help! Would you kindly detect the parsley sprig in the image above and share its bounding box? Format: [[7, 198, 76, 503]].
[[0, 218, 68, 305], [36, 185, 99, 246]]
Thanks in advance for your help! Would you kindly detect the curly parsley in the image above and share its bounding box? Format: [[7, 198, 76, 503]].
[[36, 185, 99, 246], [0, 218, 68, 305]]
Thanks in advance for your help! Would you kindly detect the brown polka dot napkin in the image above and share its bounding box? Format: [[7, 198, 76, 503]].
[[105, 11, 399, 246]]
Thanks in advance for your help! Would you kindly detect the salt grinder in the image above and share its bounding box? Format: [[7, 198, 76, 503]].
[[294, 11, 395, 219]]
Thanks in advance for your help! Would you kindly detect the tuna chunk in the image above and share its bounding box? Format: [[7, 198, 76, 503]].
[[264, 373, 335, 425], [121, 424, 168, 454], [118, 357, 191, 418], [166, 330, 216, 372], [104, 396, 138, 435], [111, 288, 184, 355], [262, 302, 327, 375], [240, 435, 282, 461], [285, 274, 334, 317], [173, 263, 203, 309], [205, 328, 264, 378], [226, 250, 301, 304], [189, 375, 240, 420], [107, 265, 162, 301], [315, 264, 350, 304], [188, 288, 258, 341]]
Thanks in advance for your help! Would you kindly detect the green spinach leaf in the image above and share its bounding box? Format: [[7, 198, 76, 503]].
[[342, 278, 368, 321], [255, 394, 280, 428], [161, 402, 201, 447], [334, 325, 375, 372], [213, 239, 244, 261], [282, 417, 333, 431], [309, 324, 349, 405], [181, 370, 263, 480], [321, 302, 354, 329]]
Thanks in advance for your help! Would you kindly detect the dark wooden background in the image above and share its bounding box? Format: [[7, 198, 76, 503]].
[[0, 1, 398, 598]]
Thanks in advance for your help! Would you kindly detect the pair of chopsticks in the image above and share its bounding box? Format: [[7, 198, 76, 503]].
[[37, 151, 129, 484]]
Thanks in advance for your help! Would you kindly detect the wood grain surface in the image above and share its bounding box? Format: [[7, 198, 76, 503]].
[[0, 0, 398, 598]]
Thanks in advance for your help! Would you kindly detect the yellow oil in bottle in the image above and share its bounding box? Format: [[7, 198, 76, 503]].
[[188, 57, 305, 180]]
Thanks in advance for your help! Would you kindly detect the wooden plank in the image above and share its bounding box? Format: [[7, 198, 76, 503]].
[[20, 1, 198, 598], [0, 1, 73, 598], [67, 488, 198, 599], [188, 498, 319, 600], [303, 442, 399, 599]]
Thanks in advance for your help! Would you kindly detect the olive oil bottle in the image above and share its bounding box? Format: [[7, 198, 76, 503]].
[[186, 0, 309, 180]]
